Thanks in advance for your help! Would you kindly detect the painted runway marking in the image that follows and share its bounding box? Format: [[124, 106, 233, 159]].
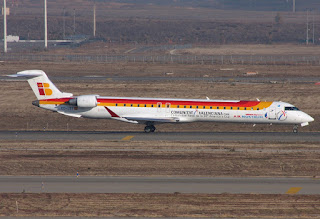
[[122, 135, 134, 141], [286, 187, 302, 194]]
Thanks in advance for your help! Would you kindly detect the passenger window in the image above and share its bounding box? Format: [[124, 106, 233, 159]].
[[177, 105, 180, 108], [190, 106, 192, 108], [203, 106, 205, 109], [223, 107, 226, 110], [217, 107, 219, 109], [137, 104, 140, 107], [237, 107, 240, 110], [124, 104, 126, 107], [210, 106, 212, 109], [131, 104, 133, 107], [244, 107, 247, 110], [184, 106, 186, 108], [257, 108, 259, 110], [230, 107, 233, 110], [145, 104, 147, 107], [115, 103, 118, 106], [196, 106, 199, 109], [151, 104, 153, 107]]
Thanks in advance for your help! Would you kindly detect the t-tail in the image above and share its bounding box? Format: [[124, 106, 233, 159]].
[[8, 70, 73, 101]]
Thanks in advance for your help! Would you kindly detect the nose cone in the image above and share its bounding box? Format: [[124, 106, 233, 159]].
[[303, 113, 314, 123], [307, 115, 314, 123]]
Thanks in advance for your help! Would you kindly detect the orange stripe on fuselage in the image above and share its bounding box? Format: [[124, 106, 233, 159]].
[[39, 98, 72, 105]]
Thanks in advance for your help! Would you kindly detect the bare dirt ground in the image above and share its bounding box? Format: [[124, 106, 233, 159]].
[[176, 44, 320, 56], [2, 60, 320, 77], [1, 193, 320, 218], [0, 140, 319, 177]]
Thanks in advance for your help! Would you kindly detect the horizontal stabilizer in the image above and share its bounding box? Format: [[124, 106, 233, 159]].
[[8, 70, 45, 78]]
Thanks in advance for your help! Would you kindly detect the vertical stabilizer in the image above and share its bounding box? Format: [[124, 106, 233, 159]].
[[8, 70, 73, 100]]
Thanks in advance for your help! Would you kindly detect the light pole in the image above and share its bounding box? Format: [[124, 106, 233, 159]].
[[44, 0, 47, 48], [3, 0, 7, 53], [306, 10, 309, 45], [73, 8, 76, 35], [293, 0, 295, 13], [93, 3, 96, 37]]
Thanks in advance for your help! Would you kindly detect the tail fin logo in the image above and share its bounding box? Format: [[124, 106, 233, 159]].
[[37, 82, 52, 96]]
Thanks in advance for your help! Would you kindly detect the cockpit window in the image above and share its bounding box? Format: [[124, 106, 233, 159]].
[[285, 107, 300, 111]]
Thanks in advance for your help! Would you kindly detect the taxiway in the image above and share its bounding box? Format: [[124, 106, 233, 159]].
[[0, 176, 318, 194], [1, 131, 319, 142]]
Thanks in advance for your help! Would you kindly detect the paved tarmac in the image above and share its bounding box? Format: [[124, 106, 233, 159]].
[[1, 130, 319, 142], [0, 176, 319, 194]]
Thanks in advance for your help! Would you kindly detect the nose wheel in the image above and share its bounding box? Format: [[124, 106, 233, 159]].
[[144, 125, 156, 133], [293, 125, 298, 133]]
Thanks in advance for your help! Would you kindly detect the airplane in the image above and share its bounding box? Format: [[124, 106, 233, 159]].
[[9, 70, 314, 133]]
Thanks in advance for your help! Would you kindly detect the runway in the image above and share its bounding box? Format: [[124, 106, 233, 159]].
[[1, 130, 319, 142], [0, 176, 319, 194]]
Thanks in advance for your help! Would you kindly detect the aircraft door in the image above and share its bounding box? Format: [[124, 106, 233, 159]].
[[157, 102, 162, 113], [268, 107, 276, 120], [165, 103, 171, 116]]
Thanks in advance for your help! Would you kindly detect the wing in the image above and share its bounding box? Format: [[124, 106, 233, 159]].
[[57, 111, 82, 118], [105, 107, 180, 124], [124, 116, 180, 123]]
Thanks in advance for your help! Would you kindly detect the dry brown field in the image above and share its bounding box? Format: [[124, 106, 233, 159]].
[[1, 193, 320, 218], [0, 140, 319, 177], [176, 44, 320, 56]]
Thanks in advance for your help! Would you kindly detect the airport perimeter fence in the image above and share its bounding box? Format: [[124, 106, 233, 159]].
[[1, 54, 320, 65]]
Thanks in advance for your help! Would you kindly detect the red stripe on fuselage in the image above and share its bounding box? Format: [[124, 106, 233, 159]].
[[97, 98, 260, 107], [40, 97, 260, 107]]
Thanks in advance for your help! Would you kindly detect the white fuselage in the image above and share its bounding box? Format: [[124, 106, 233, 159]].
[[37, 96, 314, 126]]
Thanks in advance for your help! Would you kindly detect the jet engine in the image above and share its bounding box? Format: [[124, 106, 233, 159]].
[[68, 95, 98, 108]]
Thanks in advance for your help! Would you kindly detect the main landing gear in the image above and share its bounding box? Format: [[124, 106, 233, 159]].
[[293, 124, 298, 133], [144, 123, 156, 133]]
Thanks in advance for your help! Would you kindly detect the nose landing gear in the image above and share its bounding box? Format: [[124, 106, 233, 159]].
[[293, 124, 298, 133]]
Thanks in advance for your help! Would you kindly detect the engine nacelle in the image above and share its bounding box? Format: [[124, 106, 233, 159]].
[[68, 95, 98, 108]]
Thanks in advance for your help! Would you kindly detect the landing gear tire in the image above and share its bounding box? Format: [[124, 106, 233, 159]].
[[144, 125, 156, 133], [293, 125, 298, 133]]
